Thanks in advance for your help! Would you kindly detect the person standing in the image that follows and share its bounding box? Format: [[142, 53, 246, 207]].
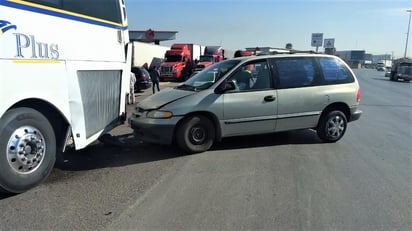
[[150, 66, 160, 94], [128, 71, 136, 104]]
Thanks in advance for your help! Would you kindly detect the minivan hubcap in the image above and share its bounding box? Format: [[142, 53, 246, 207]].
[[7, 126, 45, 174], [190, 126, 206, 144], [327, 116, 344, 139]]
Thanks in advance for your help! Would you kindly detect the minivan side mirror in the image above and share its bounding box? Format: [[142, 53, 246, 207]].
[[215, 80, 236, 94]]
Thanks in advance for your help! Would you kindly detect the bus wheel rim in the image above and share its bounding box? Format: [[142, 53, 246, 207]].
[[7, 126, 46, 174]]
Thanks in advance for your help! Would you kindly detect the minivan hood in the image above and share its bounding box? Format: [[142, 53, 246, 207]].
[[138, 87, 195, 110]]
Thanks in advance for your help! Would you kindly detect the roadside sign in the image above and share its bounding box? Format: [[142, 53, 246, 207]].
[[311, 33, 323, 47], [324, 38, 335, 48]]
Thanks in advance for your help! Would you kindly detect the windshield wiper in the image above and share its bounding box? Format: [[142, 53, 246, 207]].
[[175, 84, 197, 91]]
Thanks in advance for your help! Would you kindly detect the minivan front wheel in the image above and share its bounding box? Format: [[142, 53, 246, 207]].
[[176, 115, 215, 153], [317, 110, 347, 142]]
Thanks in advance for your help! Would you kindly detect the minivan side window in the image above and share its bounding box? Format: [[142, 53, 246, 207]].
[[272, 58, 315, 89], [227, 60, 272, 92], [318, 58, 354, 84]]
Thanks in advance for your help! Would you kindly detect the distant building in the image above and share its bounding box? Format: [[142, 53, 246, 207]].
[[334, 51, 393, 68], [335, 50, 365, 68], [372, 54, 392, 64], [364, 53, 373, 68]]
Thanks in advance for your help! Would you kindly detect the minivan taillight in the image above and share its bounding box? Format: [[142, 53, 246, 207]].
[[141, 74, 147, 81], [356, 89, 361, 103]]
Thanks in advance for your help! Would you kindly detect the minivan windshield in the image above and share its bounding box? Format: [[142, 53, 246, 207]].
[[177, 59, 241, 91]]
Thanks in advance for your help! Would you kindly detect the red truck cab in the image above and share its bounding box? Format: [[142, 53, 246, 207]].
[[160, 44, 192, 81], [195, 46, 224, 71]]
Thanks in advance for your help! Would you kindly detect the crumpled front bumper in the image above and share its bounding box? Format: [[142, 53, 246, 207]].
[[128, 112, 182, 145]]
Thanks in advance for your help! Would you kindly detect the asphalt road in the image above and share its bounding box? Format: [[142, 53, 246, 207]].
[[0, 70, 411, 230]]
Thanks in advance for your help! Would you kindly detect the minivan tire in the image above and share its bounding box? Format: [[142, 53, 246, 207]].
[[176, 115, 215, 153], [317, 110, 347, 143], [0, 108, 56, 194]]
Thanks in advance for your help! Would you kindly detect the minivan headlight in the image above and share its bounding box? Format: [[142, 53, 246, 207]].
[[147, 110, 173, 119]]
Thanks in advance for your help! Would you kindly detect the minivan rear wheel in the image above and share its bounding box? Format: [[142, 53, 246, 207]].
[[176, 115, 215, 153], [317, 110, 347, 142]]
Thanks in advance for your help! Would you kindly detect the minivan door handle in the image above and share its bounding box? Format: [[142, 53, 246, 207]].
[[264, 95, 276, 102]]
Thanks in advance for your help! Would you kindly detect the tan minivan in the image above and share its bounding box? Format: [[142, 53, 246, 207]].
[[129, 54, 362, 153]]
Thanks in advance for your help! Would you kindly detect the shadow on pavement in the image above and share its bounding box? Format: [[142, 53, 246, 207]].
[[372, 77, 411, 83], [212, 129, 322, 151], [55, 129, 322, 172], [55, 134, 182, 172], [0, 193, 14, 199]]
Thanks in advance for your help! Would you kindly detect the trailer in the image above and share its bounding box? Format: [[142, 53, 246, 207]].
[[131, 41, 169, 69]]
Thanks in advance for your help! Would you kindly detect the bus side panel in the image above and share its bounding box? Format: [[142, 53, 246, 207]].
[[0, 6, 70, 120], [0, 60, 71, 123], [1, 3, 128, 150], [65, 61, 125, 149]]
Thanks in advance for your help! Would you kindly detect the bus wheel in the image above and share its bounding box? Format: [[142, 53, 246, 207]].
[[176, 115, 215, 154], [0, 108, 56, 194]]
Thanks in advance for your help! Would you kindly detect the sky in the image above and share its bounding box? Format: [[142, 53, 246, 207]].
[[125, 0, 412, 58]]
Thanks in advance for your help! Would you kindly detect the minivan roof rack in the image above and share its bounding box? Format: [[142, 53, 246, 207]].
[[255, 50, 318, 56], [288, 50, 317, 54]]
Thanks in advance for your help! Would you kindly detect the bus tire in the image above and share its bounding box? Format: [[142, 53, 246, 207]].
[[0, 108, 56, 194]]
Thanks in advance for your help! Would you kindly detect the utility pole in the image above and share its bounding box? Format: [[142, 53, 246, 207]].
[[404, 9, 411, 58]]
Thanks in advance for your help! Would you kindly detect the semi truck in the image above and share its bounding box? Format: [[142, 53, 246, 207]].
[[159, 43, 204, 81], [390, 58, 412, 82], [195, 46, 225, 71]]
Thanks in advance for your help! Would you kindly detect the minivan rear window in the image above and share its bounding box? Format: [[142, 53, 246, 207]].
[[319, 58, 354, 84]]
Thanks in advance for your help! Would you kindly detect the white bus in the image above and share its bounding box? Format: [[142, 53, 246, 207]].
[[0, 0, 131, 193]]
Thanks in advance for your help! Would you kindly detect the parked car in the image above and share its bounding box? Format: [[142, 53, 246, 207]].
[[376, 63, 386, 71], [377, 66, 386, 71], [131, 66, 152, 92], [385, 71, 391, 77], [129, 54, 362, 153]]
